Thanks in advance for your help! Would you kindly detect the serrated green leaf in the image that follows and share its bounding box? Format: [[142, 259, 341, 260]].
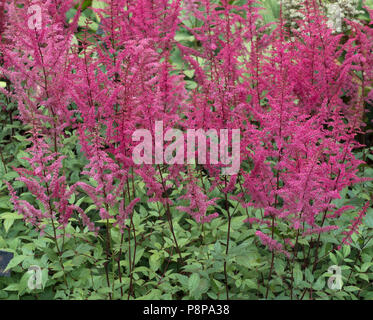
[[188, 273, 200, 295], [4, 255, 27, 272]]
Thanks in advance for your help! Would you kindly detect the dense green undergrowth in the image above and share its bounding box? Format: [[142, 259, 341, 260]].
[[0, 0, 373, 300]]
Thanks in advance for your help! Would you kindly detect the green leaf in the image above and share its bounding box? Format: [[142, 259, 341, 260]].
[[3, 171, 19, 181], [3, 218, 15, 233], [358, 273, 370, 282], [134, 248, 145, 265], [174, 33, 195, 42], [3, 284, 19, 291], [360, 262, 373, 273], [4, 255, 27, 272], [185, 81, 197, 90], [92, 0, 107, 10], [329, 252, 338, 265], [188, 273, 200, 296], [16, 150, 30, 167], [312, 277, 325, 291], [136, 289, 162, 300], [95, 218, 116, 224], [342, 245, 351, 258], [293, 265, 303, 285], [149, 253, 161, 271], [363, 208, 373, 228], [344, 286, 360, 292], [244, 279, 257, 289], [305, 268, 314, 283], [0, 212, 23, 220], [183, 70, 195, 78], [78, 15, 99, 31], [61, 250, 75, 259]]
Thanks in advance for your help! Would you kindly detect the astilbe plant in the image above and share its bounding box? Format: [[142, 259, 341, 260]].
[[1, 0, 372, 299], [168, 0, 372, 298]]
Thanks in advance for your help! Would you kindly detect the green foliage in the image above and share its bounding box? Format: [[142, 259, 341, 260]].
[[0, 0, 372, 301], [0, 161, 372, 299]]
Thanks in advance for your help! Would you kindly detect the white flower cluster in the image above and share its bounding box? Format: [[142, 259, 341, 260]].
[[282, 0, 306, 30], [326, 0, 365, 28], [281, 0, 365, 32]]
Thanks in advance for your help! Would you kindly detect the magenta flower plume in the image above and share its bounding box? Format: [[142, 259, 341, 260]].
[[339, 201, 371, 249]]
